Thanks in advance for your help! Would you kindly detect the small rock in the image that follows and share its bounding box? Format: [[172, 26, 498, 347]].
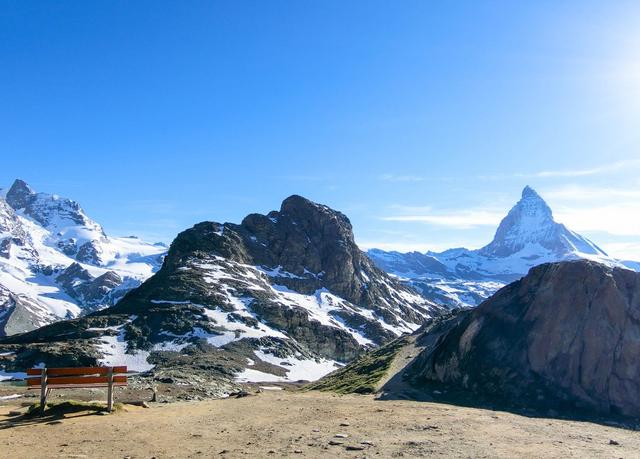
[[361, 441, 374, 446], [334, 433, 349, 438], [609, 440, 620, 446], [294, 450, 303, 454], [345, 445, 365, 451], [312, 429, 320, 432], [339, 422, 350, 427], [329, 440, 344, 446]]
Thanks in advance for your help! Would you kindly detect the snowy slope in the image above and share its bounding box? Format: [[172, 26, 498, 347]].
[[369, 186, 631, 308], [0, 179, 166, 335]]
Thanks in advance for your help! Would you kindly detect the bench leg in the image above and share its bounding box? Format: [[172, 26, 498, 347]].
[[39, 368, 48, 416], [107, 367, 114, 412]]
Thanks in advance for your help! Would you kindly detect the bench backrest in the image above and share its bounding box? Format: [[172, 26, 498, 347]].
[[26, 366, 128, 389]]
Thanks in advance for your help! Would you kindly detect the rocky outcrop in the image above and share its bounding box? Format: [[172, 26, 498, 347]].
[[409, 260, 640, 417], [0, 287, 57, 336], [56, 263, 123, 310], [111, 195, 440, 351]]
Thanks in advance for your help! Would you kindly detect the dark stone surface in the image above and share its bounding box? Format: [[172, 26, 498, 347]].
[[409, 260, 640, 417]]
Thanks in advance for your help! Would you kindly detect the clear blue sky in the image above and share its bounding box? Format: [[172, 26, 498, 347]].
[[1, 1, 639, 257]]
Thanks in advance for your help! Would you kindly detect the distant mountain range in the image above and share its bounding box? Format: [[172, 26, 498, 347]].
[[0, 195, 443, 390], [368, 186, 637, 308], [0, 179, 166, 336]]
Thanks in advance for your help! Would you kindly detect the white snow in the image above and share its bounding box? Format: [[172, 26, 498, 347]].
[[96, 319, 153, 373], [252, 349, 341, 381], [0, 184, 166, 331], [235, 368, 284, 383]]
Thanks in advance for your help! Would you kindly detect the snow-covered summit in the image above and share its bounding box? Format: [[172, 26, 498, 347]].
[[6, 179, 108, 264], [479, 185, 606, 258], [368, 186, 630, 309], [0, 179, 167, 336]]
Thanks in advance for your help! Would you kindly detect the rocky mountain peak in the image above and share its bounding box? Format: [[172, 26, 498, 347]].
[[5, 178, 97, 230], [479, 186, 603, 258], [5, 179, 35, 210], [521, 184, 541, 199]]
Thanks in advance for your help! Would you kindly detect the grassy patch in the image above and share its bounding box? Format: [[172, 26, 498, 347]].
[[305, 336, 409, 395], [26, 400, 122, 416]]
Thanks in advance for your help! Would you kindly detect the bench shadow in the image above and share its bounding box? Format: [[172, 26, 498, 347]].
[[0, 402, 111, 429]]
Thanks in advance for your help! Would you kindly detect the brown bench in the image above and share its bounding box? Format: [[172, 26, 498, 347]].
[[26, 366, 128, 414]]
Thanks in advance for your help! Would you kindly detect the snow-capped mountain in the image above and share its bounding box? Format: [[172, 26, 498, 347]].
[[368, 186, 628, 308], [0, 195, 443, 388], [0, 179, 166, 336]]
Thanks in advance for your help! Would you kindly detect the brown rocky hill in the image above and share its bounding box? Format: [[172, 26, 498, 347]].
[[313, 260, 640, 418]]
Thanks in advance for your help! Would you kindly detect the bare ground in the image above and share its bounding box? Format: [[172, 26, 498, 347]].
[[1, 388, 639, 458]]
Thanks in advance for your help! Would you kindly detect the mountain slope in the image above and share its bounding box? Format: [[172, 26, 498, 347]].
[[0, 179, 166, 335], [311, 260, 640, 418], [368, 186, 626, 308], [0, 195, 443, 389]]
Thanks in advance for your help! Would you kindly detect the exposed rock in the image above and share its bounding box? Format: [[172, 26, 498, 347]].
[[409, 260, 640, 417]]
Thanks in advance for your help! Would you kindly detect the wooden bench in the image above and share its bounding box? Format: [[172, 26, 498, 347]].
[[26, 366, 128, 414]]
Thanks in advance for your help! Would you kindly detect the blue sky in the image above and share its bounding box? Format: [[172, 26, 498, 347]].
[[1, 1, 640, 257]]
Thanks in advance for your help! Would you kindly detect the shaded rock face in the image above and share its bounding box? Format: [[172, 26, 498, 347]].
[[411, 260, 640, 417], [110, 195, 441, 359], [56, 263, 123, 310], [0, 287, 56, 336]]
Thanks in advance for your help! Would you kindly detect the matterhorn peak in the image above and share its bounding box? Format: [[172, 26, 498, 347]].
[[521, 184, 542, 199], [479, 186, 603, 258]]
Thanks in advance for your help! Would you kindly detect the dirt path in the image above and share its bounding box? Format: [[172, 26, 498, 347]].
[[1, 390, 639, 458], [375, 334, 425, 398]]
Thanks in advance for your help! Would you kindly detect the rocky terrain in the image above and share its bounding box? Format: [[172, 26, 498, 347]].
[[0, 180, 166, 336], [0, 195, 443, 391], [315, 259, 640, 419], [368, 186, 632, 308]]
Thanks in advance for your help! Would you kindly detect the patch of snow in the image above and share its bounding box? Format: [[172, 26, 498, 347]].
[[96, 318, 153, 372]]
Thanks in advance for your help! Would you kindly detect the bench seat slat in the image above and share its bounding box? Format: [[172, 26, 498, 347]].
[[26, 375, 128, 386], [26, 366, 127, 376], [28, 382, 128, 389]]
